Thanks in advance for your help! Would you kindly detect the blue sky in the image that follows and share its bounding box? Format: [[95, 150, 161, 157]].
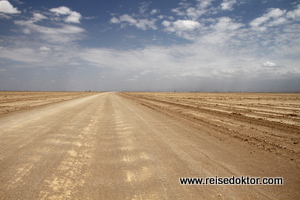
[[0, 0, 299, 92]]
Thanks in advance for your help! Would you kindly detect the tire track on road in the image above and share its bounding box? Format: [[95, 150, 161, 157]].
[[38, 95, 105, 200]]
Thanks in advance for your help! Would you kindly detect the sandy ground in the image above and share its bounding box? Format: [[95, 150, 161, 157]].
[[0, 92, 299, 199], [120, 92, 300, 163], [0, 91, 98, 116]]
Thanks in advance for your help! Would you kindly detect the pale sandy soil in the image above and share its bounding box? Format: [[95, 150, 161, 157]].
[[0, 92, 299, 199], [120, 92, 300, 163], [0, 92, 98, 115]]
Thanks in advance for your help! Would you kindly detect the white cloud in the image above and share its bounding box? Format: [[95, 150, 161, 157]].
[[220, 0, 237, 11], [0, 12, 11, 19], [119, 14, 137, 24], [65, 11, 81, 23], [171, 0, 214, 20], [197, 0, 214, 10], [0, 47, 43, 63], [138, 1, 151, 14], [50, 6, 72, 15], [163, 19, 201, 32], [37, 24, 84, 37], [49, 6, 82, 23], [157, 15, 164, 20], [32, 13, 47, 22], [162, 20, 171, 27], [0, 0, 20, 14], [111, 14, 157, 30], [150, 9, 158, 15], [250, 16, 269, 27], [267, 8, 286, 18], [286, 5, 300, 20], [250, 8, 287, 29], [199, 31, 235, 45], [39, 46, 51, 52], [110, 17, 120, 23], [162, 19, 201, 40], [22, 28, 31, 34], [173, 20, 201, 31], [135, 18, 157, 30], [262, 61, 277, 67], [186, 7, 206, 20], [267, 17, 287, 27], [15, 20, 85, 43], [213, 17, 243, 31], [171, 8, 186, 16]]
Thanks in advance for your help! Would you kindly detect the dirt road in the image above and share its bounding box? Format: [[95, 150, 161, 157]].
[[0, 92, 299, 199]]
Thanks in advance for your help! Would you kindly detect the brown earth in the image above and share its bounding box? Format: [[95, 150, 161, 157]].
[[0, 92, 299, 199]]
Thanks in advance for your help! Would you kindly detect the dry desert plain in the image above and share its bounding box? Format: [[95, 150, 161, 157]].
[[0, 91, 299, 199]]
